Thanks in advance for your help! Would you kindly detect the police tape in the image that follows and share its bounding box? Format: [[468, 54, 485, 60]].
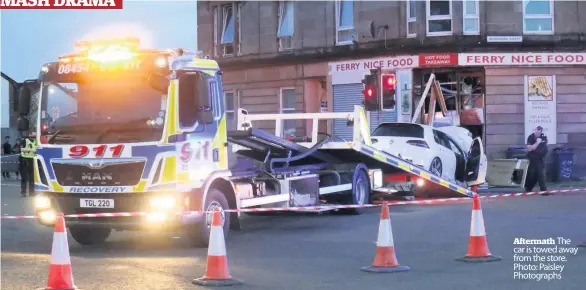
[[1, 188, 584, 220]]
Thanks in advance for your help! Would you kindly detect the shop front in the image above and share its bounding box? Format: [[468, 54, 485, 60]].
[[329, 55, 418, 140], [458, 52, 586, 159], [328, 51, 586, 161]]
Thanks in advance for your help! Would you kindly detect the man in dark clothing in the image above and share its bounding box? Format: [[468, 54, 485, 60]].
[[525, 126, 548, 194], [3, 136, 13, 178]]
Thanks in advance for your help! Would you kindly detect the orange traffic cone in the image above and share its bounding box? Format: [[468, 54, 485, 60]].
[[38, 214, 77, 290], [193, 209, 242, 286], [361, 202, 410, 273], [455, 194, 501, 263]]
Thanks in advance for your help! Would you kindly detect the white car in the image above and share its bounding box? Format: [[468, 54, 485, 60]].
[[370, 122, 487, 187]]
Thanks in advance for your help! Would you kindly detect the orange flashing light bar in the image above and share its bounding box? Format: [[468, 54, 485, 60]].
[[59, 37, 141, 64]]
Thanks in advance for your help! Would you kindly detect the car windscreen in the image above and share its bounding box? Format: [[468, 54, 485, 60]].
[[372, 123, 424, 138]]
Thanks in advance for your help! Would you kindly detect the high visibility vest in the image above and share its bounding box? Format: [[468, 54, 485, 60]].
[[21, 138, 38, 159]]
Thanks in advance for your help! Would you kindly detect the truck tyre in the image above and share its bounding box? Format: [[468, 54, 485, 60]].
[[338, 169, 370, 215], [69, 227, 111, 245], [188, 188, 230, 248]]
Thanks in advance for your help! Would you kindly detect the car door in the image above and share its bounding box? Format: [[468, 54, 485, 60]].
[[465, 137, 488, 186], [431, 129, 456, 180]]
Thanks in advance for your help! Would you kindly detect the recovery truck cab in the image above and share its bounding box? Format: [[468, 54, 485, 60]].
[[16, 38, 386, 247]]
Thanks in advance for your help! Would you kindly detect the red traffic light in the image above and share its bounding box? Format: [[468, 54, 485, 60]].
[[365, 87, 374, 98], [382, 74, 396, 90]]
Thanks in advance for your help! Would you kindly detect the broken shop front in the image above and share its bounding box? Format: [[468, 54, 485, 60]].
[[329, 53, 488, 141], [413, 53, 486, 140]]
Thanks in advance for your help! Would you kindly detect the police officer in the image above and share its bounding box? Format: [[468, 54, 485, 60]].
[[525, 126, 548, 194], [20, 131, 38, 197]]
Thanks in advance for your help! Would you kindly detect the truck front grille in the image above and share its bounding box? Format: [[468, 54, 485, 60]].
[[52, 158, 145, 186]]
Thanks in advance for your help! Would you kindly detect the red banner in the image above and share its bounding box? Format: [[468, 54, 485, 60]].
[[419, 53, 459, 67]]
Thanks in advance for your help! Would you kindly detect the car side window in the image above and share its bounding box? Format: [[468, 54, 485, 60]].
[[432, 130, 443, 146], [447, 139, 462, 155], [433, 130, 449, 149]]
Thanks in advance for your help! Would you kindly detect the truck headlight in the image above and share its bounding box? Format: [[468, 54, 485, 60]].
[[34, 195, 51, 209], [150, 196, 176, 210], [38, 210, 57, 224]]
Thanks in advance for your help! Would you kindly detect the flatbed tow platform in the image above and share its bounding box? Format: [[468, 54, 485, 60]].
[[230, 106, 486, 203]]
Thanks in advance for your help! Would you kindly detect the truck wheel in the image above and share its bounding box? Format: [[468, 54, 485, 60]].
[[338, 169, 370, 215], [188, 188, 230, 248], [69, 227, 111, 245]]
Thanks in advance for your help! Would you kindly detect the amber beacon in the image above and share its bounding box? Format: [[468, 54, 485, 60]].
[[0, 0, 123, 9]]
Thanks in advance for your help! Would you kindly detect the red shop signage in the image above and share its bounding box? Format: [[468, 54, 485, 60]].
[[419, 53, 459, 67]]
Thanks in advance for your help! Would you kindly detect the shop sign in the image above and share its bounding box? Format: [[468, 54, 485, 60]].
[[459, 53, 586, 66], [524, 75, 557, 144], [419, 53, 458, 67], [330, 55, 418, 73]]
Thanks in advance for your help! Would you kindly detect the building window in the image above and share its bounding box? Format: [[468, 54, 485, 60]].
[[278, 1, 295, 51], [280, 88, 296, 138], [523, 0, 554, 34], [335, 0, 354, 45], [219, 4, 241, 56], [426, 0, 452, 36], [407, 0, 417, 37], [463, 0, 479, 35], [224, 91, 235, 119]]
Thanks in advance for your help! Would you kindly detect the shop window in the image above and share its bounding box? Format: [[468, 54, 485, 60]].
[[407, 0, 417, 37], [463, 0, 479, 35], [336, 0, 354, 44], [426, 0, 452, 36], [280, 88, 296, 138], [523, 0, 554, 34], [278, 1, 295, 51]]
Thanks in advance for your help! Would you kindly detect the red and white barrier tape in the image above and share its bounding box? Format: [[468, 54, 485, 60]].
[[1, 188, 584, 220]]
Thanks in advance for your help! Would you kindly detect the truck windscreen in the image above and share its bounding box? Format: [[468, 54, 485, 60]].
[[39, 67, 168, 145]]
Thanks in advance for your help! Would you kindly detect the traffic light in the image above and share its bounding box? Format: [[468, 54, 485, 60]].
[[380, 73, 396, 110], [362, 70, 379, 111]]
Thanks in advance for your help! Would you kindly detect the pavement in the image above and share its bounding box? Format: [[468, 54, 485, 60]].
[[2, 179, 586, 290]]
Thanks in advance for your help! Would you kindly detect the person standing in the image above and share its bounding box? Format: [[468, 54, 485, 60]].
[[525, 126, 548, 194], [3, 136, 13, 179], [12, 138, 22, 180], [20, 132, 39, 197]]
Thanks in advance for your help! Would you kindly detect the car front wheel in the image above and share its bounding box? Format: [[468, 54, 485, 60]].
[[429, 157, 443, 177]]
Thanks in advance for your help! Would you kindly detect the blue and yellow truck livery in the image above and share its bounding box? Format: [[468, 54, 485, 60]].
[[16, 38, 387, 247]]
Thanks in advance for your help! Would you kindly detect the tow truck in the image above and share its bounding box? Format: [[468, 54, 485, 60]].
[[15, 37, 487, 247]]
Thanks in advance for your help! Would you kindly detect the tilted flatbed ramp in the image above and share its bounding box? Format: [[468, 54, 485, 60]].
[[227, 127, 343, 173], [233, 106, 476, 198]]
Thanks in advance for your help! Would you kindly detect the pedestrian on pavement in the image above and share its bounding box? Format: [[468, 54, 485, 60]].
[[3, 136, 13, 179], [20, 132, 39, 197], [525, 126, 548, 195], [13, 138, 22, 180]]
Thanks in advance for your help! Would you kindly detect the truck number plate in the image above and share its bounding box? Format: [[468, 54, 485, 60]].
[[80, 199, 114, 208]]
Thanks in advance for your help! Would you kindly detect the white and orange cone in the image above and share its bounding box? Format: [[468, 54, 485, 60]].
[[38, 214, 77, 290], [193, 208, 242, 286], [361, 202, 410, 273], [456, 194, 502, 263]]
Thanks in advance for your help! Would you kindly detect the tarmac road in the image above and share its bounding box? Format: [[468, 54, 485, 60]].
[[2, 180, 586, 290]]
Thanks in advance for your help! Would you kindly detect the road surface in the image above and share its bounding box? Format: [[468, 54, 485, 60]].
[[2, 179, 586, 290]]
